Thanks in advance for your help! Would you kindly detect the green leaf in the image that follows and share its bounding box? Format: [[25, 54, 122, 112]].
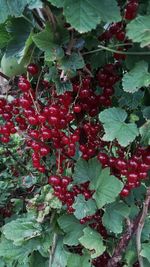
[[90, 168, 123, 209], [33, 23, 64, 62], [0, 236, 42, 265], [126, 15, 150, 47], [125, 46, 150, 70], [79, 227, 105, 258], [52, 238, 70, 267], [29, 252, 48, 267], [0, 0, 42, 23], [119, 91, 144, 109], [54, 76, 73, 94], [2, 216, 42, 245], [0, 258, 5, 267], [122, 61, 150, 93], [59, 52, 85, 72], [0, 1, 27, 23], [6, 18, 33, 62], [89, 51, 109, 70], [73, 195, 97, 220], [63, 0, 121, 33], [73, 157, 101, 184], [99, 107, 139, 147], [143, 107, 150, 120], [67, 252, 91, 267], [98, 0, 121, 23], [102, 202, 130, 234], [58, 214, 84, 246], [48, 0, 64, 7], [140, 121, 150, 145], [27, 0, 43, 9], [0, 24, 11, 49], [141, 243, 150, 263], [142, 218, 150, 241]]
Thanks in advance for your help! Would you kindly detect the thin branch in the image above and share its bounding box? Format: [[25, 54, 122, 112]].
[[32, 8, 45, 29], [35, 69, 43, 100], [66, 30, 75, 56], [98, 45, 150, 55], [49, 233, 57, 267], [44, 6, 57, 31], [0, 71, 10, 81], [136, 187, 150, 267], [107, 212, 142, 267], [82, 45, 150, 56], [83, 66, 94, 77]]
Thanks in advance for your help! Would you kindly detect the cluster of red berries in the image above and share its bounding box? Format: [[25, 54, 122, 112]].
[[97, 63, 120, 102], [0, 60, 149, 201], [99, 22, 126, 42], [0, 62, 120, 173], [97, 146, 150, 197], [48, 175, 93, 213]]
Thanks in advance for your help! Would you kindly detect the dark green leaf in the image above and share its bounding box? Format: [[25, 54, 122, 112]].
[[48, 0, 64, 7], [140, 121, 150, 145], [6, 17, 33, 62], [63, 0, 121, 33], [119, 91, 144, 109], [0, 24, 11, 49], [58, 214, 84, 246], [33, 23, 64, 62], [73, 157, 101, 184], [59, 52, 85, 72], [102, 202, 130, 234], [143, 107, 150, 120]]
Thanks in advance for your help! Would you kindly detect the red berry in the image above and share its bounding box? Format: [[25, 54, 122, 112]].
[[48, 175, 61, 186], [27, 63, 39, 75], [18, 79, 30, 92]]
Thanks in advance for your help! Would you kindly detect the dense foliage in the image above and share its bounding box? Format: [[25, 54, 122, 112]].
[[0, 0, 150, 266]]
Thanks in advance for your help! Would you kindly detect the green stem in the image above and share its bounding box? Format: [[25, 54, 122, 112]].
[[83, 45, 150, 56], [49, 233, 57, 267]]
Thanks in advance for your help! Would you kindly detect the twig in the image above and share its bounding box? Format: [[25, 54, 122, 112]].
[[49, 233, 58, 267], [44, 6, 56, 31], [32, 8, 45, 29], [107, 212, 142, 267], [0, 71, 10, 81], [66, 30, 75, 56], [82, 45, 150, 56], [35, 69, 43, 99], [136, 187, 150, 267], [83, 66, 93, 77]]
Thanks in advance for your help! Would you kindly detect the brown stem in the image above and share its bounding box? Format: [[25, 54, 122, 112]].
[[0, 71, 10, 81], [136, 187, 150, 267], [35, 69, 43, 100], [43, 6, 56, 31], [32, 9, 45, 29], [66, 30, 75, 56], [107, 212, 142, 267]]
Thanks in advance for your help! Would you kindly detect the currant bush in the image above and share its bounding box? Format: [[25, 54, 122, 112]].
[[0, 0, 149, 267]]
